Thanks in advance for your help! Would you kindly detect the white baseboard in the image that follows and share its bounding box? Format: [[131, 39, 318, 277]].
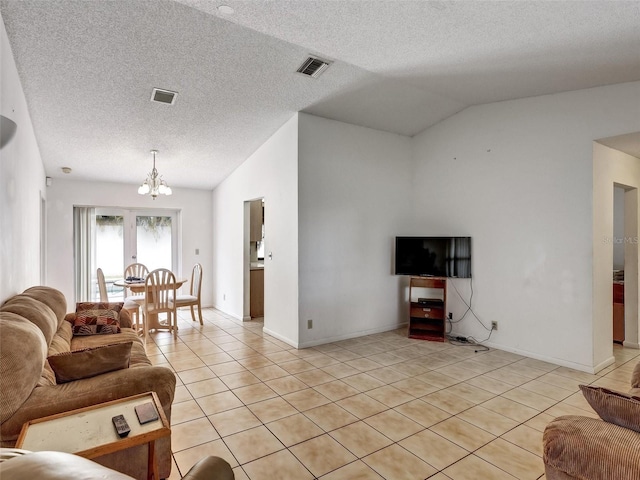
[[483, 340, 614, 374], [262, 327, 298, 348], [623, 341, 640, 349], [298, 322, 408, 349]]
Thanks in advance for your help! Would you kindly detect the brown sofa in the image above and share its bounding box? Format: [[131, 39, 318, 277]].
[[0, 286, 176, 480], [543, 362, 640, 479]]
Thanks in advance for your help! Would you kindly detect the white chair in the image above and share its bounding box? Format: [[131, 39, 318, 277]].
[[143, 268, 178, 340], [97, 268, 141, 331], [174, 263, 203, 325]]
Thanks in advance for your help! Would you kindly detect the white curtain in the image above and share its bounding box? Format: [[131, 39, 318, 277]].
[[73, 206, 96, 302]]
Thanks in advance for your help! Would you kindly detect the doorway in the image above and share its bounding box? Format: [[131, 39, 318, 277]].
[[243, 198, 264, 321], [613, 185, 639, 347]]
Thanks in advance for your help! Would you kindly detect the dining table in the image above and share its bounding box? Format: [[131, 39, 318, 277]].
[[113, 277, 188, 332]]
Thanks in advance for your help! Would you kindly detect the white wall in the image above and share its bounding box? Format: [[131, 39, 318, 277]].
[[593, 143, 640, 357], [411, 82, 640, 372], [46, 178, 213, 307], [211, 115, 299, 345], [0, 12, 45, 301], [613, 186, 626, 270], [297, 114, 413, 346]]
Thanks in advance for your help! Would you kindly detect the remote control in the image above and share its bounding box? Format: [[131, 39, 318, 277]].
[[112, 414, 131, 438]]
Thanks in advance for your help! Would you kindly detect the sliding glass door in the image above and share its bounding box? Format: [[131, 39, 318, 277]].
[[80, 208, 178, 301]]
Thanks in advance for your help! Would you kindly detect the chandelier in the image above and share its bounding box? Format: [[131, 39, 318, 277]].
[[138, 150, 172, 199]]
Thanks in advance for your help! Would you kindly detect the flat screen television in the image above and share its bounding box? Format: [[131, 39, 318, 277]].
[[395, 236, 472, 278]]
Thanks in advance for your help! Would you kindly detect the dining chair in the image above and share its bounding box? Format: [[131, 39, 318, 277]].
[[123, 262, 149, 304], [173, 263, 203, 325], [142, 268, 178, 340], [97, 268, 141, 331]]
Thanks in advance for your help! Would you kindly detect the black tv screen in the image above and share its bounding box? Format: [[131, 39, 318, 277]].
[[395, 237, 472, 278]]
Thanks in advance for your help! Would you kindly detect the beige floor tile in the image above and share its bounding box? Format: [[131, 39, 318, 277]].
[[173, 439, 238, 472], [552, 367, 600, 384], [443, 383, 497, 404], [437, 364, 480, 381], [219, 370, 260, 389], [319, 460, 384, 479], [303, 403, 359, 432], [231, 467, 249, 480], [390, 378, 439, 397], [283, 388, 331, 411], [364, 409, 424, 441], [321, 363, 363, 378], [525, 413, 556, 432], [366, 352, 405, 366], [171, 417, 219, 452], [329, 421, 393, 457], [224, 425, 284, 464], [266, 413, 324, 446], [185, 377, 228, 398], [249, 364, 289, 381], [199, 351, 235, 366], [295, 368, 336, 387], [341, 373, 387, 392], [482, 397, 539, 423], [196, 390, 243, 415], [456, 405, 520, 436], [364, 385, 414, 408], [290, 434, 357, 477], [502, 387, 557, 411], [345, 357, 383, 372], [237, 355, 273, 369], [415, 371, 460, 389], [399, 429, 468, 470], [467, 375, 515, 395], [519, 379, 575, 401], [394, 399, 451, 427], [304, 353, 341, 368], [208, 360, 247, 376], [422, 390, 477, 414], [428, 474, 454, 480], [264, 350, 300, 363], [171, 399, 205, 424], [537, 372, 583, 391], [502, 424, 543, 456], [208, 406, 262, 437], [544, 402, 598, 419], [485, 368, 532, 387], [313, 379, 361, 401], [560, 391, 596, 414], [173, 385, 193, 404], [170, 357, 207, 372], [177, 366, 216, 384], [367, 366, 409, 383], [232, 382, 278, 405], [443, 454, 517, 480], [242, 449, 314, 480], [281, 359, 316, 374], [248, 396, 298, 423], [430, 416, 496, 451], [363, 444, 437, 480], [476, 438, 544, 479], [336, 393, 388, 419], [265, 375, 309, 395]]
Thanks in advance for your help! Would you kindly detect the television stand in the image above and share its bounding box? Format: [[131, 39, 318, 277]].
[[408, 277, 446, 341]]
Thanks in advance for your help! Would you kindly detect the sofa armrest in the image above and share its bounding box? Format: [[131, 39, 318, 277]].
[[1, 366, 175, 446], [181, 456, 234, 480], [544, 415, 640, 480]]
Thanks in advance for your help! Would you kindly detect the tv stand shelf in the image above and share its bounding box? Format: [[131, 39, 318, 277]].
[[408, 277, 446, 341]]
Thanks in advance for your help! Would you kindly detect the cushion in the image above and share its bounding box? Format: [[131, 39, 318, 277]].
[[73, 303, 123, 335], [580, 385, 640, 432], [47, 342, 132, 383]]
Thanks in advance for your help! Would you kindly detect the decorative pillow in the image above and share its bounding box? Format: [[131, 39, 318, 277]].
[[580, 385, 640, 433], [73, 309, 121, 335], [76, 302, 124, 313], [47, 342, 132, 384]]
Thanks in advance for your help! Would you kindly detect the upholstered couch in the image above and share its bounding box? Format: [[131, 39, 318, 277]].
[[0, 286, 176, 480], [543, 362, 640, 479]]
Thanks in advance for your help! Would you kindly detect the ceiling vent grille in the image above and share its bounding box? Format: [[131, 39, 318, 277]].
[[296, 56, 331, 78], [151, 88, 178, 105]]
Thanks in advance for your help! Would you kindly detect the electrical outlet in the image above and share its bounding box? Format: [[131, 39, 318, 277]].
[[447, 312, 453, 320], [491, 321, 498, 331], [307, 319, 313, 329]]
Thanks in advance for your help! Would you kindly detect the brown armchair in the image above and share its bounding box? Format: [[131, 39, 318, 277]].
[[0, 450, 234, 480]]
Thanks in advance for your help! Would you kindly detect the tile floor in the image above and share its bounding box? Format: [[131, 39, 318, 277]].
[[148, 308, 640, 480]]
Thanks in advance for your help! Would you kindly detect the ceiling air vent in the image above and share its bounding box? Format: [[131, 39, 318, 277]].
[[296, 56, 331, 78], [151, 88, 178, 105]]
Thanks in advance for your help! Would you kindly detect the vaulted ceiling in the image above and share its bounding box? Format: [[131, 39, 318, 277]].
[[2, 0, 640, 190]]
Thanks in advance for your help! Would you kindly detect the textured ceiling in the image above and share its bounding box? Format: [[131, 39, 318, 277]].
[[2, 0, 640, 190]]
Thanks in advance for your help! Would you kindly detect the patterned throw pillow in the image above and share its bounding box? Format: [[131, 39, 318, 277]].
[[76, 302, 124, 313], [73, 309, 121, 335]]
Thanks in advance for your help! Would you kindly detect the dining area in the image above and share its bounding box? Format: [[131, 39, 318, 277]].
[[97, 263, 203, 343]]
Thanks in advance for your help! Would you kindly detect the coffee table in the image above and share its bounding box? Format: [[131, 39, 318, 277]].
[[15, 392, 170, 480]]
